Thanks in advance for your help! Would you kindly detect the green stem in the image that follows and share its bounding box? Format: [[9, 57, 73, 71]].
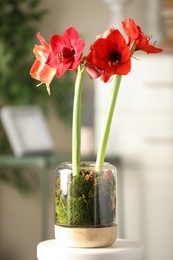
[[96, 75, 122, 171], [72, 65, 84, 176]]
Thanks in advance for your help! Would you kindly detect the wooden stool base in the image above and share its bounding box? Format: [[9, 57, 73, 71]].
[[54, 225, 117, 248]]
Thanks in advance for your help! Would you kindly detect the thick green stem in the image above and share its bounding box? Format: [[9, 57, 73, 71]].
[[72, 66, 84, 176], [96, 75, 122, 171]]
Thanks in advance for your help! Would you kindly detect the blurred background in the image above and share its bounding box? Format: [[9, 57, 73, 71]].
[[0, 0, 173, 259]]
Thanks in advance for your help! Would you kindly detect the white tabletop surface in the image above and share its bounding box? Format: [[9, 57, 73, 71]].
[[37, 239, 144, 260]]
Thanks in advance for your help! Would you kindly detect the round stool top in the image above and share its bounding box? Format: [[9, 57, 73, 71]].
[[37, 239, 144, 260]]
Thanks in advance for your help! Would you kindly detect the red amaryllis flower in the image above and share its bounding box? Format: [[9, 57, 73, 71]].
[[122, 18, 163, 54], [30, 33, 56, 95], [46, 26, 85, 77], [86, 28, 131, 82]]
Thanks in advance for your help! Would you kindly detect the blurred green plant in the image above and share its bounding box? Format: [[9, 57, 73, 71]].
[[0, 0, 73, 193], [0, 0, 46, 103]]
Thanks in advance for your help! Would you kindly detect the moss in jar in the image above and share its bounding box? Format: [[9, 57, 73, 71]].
[[55, 168, 116, 227]]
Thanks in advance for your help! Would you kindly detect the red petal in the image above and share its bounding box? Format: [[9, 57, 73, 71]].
[[56, 62, 71, 77], [46, 51, 58, 68], [122, 18, 139, 43], [64, 26, 80, 45], [50, 34, 71, 54]]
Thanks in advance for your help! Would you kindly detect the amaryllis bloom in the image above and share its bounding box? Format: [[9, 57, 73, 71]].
[[46, 26, 85, 77], [30, 32, 56, 95], [86, 29, 131, 82], [122, 18, 163, 54]]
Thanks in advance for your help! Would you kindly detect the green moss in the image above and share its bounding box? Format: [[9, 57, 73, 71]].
[[56, 197, 68, 224], [70, 175, 94, 198], [67, 197, 93, 225], [55, 171, 116, 227]]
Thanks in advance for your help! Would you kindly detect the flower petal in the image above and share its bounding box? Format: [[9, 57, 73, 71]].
[[122, 18, 139, 43], [122, 18, 163, 54], [56, 62, 71, 77]]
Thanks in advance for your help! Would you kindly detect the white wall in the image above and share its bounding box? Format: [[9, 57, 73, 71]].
[[94, 51, 173, 260]]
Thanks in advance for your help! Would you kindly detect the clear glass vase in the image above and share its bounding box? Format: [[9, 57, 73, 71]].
[[54, 161, 117, 247]]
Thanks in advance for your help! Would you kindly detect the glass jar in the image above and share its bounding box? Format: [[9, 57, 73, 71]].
[[54, 162, 117, 247]]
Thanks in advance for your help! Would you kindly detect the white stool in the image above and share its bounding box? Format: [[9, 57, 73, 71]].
[[37, 239, 144, 260]]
